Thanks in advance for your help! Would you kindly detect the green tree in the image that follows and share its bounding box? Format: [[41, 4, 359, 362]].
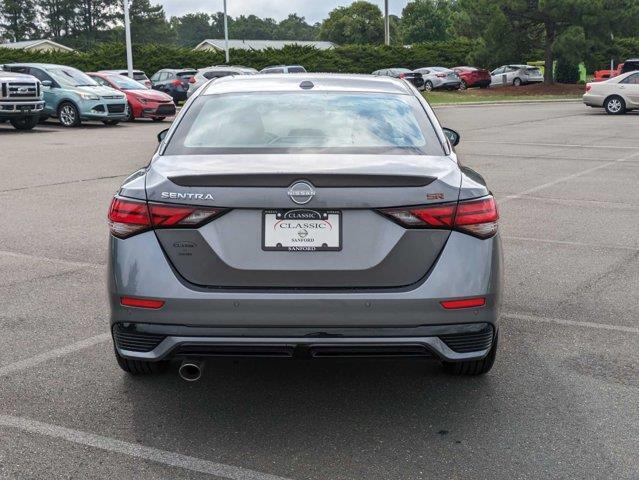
[[76, 0, 117, 46], [0, 0, 38, 40], [319, 1, 384, 45], [401, 0, 454, 43], [230, 14, 276, 40], [125, 0, 173, 44], [171, 12, 213, 47], [38, 0, 79, 39], [275, 13, 318, 40]]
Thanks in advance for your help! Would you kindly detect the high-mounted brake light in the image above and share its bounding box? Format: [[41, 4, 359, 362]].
[[108, 196, 226, 239], [378, 195, 499, 239]]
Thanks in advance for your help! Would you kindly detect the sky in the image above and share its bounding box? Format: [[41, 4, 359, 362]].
[[154, 0, 411, 23]]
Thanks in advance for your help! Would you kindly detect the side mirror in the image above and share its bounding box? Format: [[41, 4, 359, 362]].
[[157, 128, 169, 143], [41, 80, 53, 87], [442, 127, 460, 147]]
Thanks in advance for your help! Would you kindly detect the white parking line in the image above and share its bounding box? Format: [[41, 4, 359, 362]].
[[503, 312, 639, 335], [502, 236, 639, 252], [0, 249, 103, 269], [466, 140, 639, 150], [0, 414, 292, 480], [0, 334, 110, 378], [501, 150, 639, 203]]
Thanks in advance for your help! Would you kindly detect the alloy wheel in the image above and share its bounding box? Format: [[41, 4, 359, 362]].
[[59, 105, 77, 126]]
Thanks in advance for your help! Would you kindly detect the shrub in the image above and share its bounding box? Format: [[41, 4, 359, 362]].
[[0, 40, 478, 76]]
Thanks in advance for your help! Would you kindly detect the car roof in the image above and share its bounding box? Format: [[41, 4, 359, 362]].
[[4, 63, 73, 69], [159, 68, 196, 72], [202, 73, 414, 96], [100, 69, 145, 74]]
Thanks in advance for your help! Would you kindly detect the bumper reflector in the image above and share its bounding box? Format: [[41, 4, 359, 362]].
[[120, 296, 165, 309], [440, 297, 486, 309]]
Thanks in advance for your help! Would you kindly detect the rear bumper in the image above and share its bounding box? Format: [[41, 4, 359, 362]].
[[109, 230, 503, 329], [583, 93, 604, 107], [113, 322, 496, 362], [434, 80, 461, 90]]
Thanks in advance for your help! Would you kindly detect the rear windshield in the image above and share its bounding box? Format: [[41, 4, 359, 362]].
[[165, 92, 444, 155], [288, 66, 306, 73], [177, 71, 196, 78], [132, 72, 148, 81]]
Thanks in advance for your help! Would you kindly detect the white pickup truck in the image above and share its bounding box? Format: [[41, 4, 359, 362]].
[[0, 70, 45, 130]]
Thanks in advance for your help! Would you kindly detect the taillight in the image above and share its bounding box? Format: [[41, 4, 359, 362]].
[[108, 196, 226, 239], [189, 76, 196, 84], [378, 195, 499, 239], [454, 196, 499, 238], [585, 84, 592, 92], [399, 73, 406, 79], [436, 73, 446, 78], [171, 79, 182, 87], [121, 296, 165, 309]]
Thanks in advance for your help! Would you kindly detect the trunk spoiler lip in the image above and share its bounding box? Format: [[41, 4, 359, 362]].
[[167, 173, 436, 188]]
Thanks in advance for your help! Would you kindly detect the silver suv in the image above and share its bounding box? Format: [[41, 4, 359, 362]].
[[0, 70, 45, 130]]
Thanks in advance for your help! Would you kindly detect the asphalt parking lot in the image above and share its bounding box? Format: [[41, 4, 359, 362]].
[[1, 102, 637, 479]]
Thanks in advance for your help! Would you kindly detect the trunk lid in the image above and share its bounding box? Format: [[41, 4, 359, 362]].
[[146, 154, 461, 289]]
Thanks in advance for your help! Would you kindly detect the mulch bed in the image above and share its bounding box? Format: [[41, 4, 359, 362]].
[[464, 83, 585, 96]]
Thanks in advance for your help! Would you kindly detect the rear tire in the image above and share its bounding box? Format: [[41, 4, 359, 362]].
[[442, 331, 498, 376], [10, 116, 39, 130], [604, 95, 626, 115], [114, 348, 167, 375], [513, 77, 522, 86]]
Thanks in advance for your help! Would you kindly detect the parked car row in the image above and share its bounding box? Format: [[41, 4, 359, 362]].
[[372, 64, 544, 91]]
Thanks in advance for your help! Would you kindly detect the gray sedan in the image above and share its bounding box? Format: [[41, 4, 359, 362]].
[[108, 74, 502, 381], [414, 67, 461, 91]]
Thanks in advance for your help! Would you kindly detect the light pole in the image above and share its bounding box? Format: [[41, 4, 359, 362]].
[[223, 0, 230, 63], [384, 0, 390, 46], [123, 0, 134, 78]]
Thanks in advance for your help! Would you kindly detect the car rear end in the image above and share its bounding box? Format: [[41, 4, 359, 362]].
[[169, 70, 196, 102], [521, 67, 543, 84], [583, 81, 609, 108], [397, 71, 424, 89], [470, 68, 491, 87], [108, 75, 501, 376], [434, 70, 461, 90]]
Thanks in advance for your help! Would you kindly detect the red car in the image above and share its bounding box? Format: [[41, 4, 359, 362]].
[[452, 66, 492, 89], [86, 72, 176, 122]]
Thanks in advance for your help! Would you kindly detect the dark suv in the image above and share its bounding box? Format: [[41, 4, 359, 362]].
[[372, 68, 425, 89], [150, 68, 196, 103]]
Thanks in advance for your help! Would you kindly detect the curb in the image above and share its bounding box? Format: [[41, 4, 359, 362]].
[[431, 99, 582, 108]]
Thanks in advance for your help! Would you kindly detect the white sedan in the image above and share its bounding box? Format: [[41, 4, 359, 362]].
[[583, 71, 639, 114]]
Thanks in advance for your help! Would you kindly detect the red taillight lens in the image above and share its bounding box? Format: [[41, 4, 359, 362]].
[[147, 202, 225, 227], [172, 79, 182, 87], [454, 196, 499, 238], [189, 76, 196, 84], [108, 196, 226, 239], [436, 73, 446, 78], [381, 203, 456, 227], [585, 84, 592, 92], [108, 197, 151, 238], [441, 297, 485, 309], [399, 73, 406, 78], [121, 296, 165, 309], [378, 195, 499, 239]]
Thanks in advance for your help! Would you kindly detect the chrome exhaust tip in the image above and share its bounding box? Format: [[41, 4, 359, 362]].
[[178, 359, 204, 382]]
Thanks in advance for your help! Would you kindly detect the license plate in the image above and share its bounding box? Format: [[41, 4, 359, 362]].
[[263, 209, 341, 252]]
